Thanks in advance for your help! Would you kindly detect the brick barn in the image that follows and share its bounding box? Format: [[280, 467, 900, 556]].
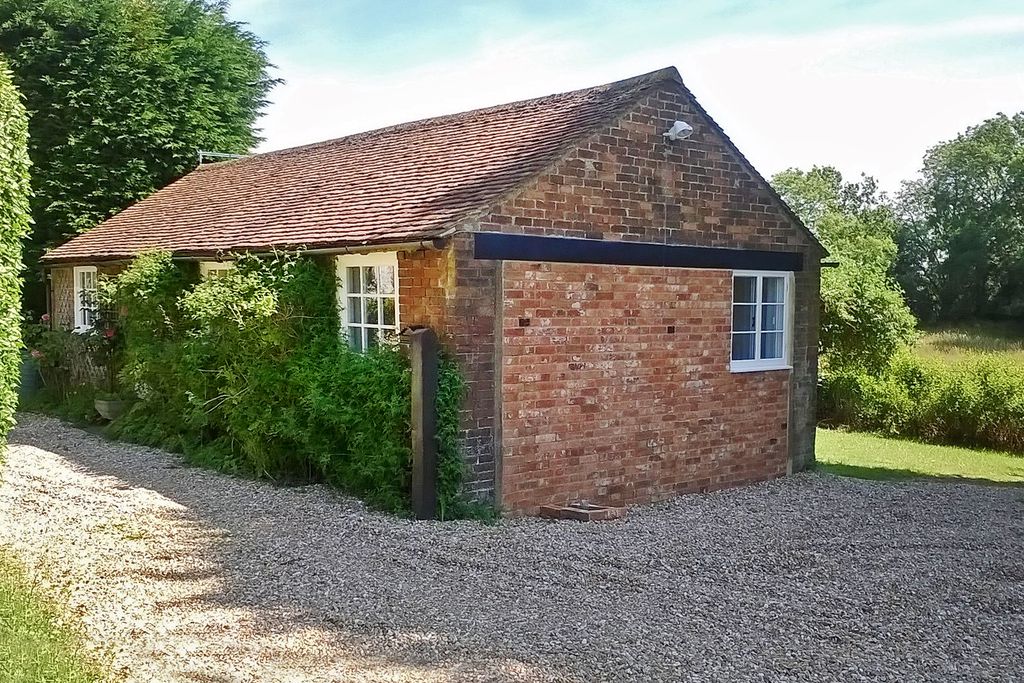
[[42, 66, 826, 513]]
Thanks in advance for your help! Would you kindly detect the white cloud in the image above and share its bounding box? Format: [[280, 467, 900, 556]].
[[251, 16, 1024, 191]]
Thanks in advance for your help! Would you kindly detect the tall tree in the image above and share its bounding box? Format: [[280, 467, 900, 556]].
[[773, 167, 916, 373], [0, 0, 277, 311], [0, 59, 31, 441], [896, 113, 1024, 321]]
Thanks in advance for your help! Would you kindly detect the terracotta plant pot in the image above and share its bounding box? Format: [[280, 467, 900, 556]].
[[94, 398, 131, 421]]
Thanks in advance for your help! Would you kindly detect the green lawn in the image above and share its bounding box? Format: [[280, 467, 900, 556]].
[[817, 428, 1024, 485], [0, 552, 102, 683]]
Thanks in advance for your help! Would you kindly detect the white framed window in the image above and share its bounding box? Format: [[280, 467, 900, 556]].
[[199, 261, 234, 279], [730, 270, 794, 372], [72, 266, 98, 332], [335, 252, 400, 351]]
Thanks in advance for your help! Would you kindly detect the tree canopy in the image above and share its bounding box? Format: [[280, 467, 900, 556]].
[[0, 0, 277, 311], [895, 113, 1024, 322], [773, 167, 917, 373], [0, 59, 31, 441]]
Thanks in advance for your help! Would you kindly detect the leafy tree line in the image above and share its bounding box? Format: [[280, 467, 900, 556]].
[[896, 113, 1024, 323], [774, 110, 1023, 373], [0, 0, 277, 312]]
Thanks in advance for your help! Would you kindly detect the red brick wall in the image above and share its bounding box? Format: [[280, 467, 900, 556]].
[[448, 80, 821, 507], [397, 247, 454, 336], [447, 234, 501, 497], [397, 241, 501, 498], [500, 262, 789, 511]]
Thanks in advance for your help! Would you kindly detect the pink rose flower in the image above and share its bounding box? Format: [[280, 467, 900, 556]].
[[40, 313, 50, 322]]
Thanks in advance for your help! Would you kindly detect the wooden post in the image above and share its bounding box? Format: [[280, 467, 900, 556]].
[[407, 327, 438, 520]]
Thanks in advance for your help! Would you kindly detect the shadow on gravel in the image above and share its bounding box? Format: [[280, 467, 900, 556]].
[[8, 414, 1024, 683], [7, 430, 573, 681]]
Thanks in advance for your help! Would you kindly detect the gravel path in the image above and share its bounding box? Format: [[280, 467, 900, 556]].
[[2, 413, 1023, 682]]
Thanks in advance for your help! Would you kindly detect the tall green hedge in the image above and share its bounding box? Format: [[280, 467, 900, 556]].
[[0, 62, 31, 444], [820, 351, 1024, 454], [107, 251, 470, 516]]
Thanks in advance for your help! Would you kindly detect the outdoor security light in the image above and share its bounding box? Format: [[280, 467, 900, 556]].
[[663, 120, 694, 141]]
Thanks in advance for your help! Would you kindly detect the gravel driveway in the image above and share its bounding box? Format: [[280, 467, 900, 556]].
[[2, 413, 1023, 682]]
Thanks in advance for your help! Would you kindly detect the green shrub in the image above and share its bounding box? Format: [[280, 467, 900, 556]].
[[820, 262, 918, 374], [820, 350, 1024, 453], [0, 61, 31, 445], [105, 250, 470, 515]]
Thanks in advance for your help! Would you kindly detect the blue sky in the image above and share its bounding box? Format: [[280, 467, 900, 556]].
[[227, 0, 1024, 191]]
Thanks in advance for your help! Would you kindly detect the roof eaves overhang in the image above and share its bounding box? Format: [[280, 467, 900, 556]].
[[39, 233, 453, 268]]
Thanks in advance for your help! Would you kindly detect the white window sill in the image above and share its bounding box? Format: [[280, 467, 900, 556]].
[[729, 361, 793, 374]]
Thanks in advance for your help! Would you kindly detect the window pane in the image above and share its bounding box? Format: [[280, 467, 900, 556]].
[[363, 266, 377, 294], [762, 277, 785, 303], [382, 297, 396, 326], [348, 328, 363, 352], [761, 331, 784, 359], [365, 297, 379, 325], [366, 327, 379, 349], [347, 267, 361, 293], [733, 276, 756, 303], [761, 303, 784, 332], [378, 265, 395, 295], [347, 296, 362, 323], [732, 304, 756, 332], [732, 332, 756, 361]]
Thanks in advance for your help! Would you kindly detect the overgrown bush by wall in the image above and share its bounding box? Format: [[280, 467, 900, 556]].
[[820, 351, 1024, 454], [0, 62, 32, 445], [106, 250, 469, 516]]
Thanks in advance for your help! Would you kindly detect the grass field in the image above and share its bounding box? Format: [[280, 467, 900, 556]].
[[915, 320, 1024, 362], [817, 428, 1024, 485], [0, 552, 101, 683]]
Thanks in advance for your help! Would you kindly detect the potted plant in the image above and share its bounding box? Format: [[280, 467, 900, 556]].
[[84, 307, 132, 421]]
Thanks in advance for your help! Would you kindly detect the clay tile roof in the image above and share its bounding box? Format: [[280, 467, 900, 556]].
[[42, 67, 684, 264]]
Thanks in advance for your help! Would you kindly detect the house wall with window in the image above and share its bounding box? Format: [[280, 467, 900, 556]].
[[332, 248, 454, 344], [47, 264, 124, 386], [450, 83, 822, 510], [500, 264, 790, 509], [49, 264, 123, 332]]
